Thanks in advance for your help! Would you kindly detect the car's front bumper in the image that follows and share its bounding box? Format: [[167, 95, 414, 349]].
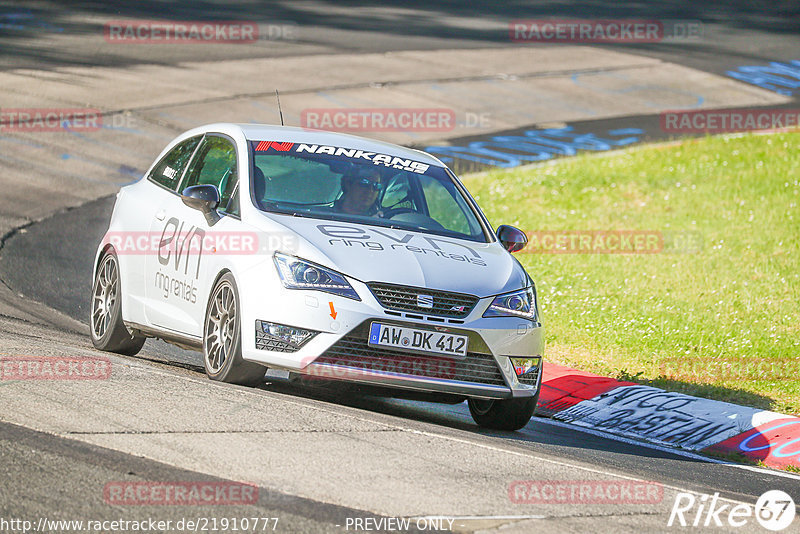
[[301, 319, 539, 399], [239, 279, 544, 399]]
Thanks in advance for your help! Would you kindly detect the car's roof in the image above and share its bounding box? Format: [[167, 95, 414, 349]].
[[193, 123, 445, 167]]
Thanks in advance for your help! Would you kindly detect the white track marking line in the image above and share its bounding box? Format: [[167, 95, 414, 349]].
[[107, 358, 800, 492], [401, 427, 756, 507]]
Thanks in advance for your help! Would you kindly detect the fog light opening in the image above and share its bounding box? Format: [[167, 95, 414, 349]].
[[509, 356, 541, 379], [257, 320, 317, 350]]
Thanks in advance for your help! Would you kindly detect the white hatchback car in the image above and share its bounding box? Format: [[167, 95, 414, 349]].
[[91, 123, 544, 430]]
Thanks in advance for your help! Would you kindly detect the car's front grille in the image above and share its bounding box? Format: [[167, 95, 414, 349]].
[[516, 366, 540, 386], [314, 332, 507, 387], [255, 330, 297, 352], [367, 282, 479, 318]]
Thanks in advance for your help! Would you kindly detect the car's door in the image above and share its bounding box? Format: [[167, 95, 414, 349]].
[[145, 133, 242, 337], [125, 135, 201, 326]]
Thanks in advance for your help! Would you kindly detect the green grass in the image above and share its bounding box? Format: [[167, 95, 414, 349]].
[[463, 132, 800, 415]]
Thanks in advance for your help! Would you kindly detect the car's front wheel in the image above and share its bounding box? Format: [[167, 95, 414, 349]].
[[467, 396, 537, 431], [203, 273, 265, 386], [90, 250, 145, 355]]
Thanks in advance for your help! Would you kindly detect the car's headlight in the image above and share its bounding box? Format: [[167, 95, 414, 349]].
[[274, 252, 360, 300], [483, 287, 537, 321]]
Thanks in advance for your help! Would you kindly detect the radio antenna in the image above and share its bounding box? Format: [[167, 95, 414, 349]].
[[275, 89, 284, 126]]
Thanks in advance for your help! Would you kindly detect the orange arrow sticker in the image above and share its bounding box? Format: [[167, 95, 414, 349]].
[[329, 301, 337, 320]]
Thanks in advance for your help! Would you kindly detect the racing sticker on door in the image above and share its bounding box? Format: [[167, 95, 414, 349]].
[[155, 216, 205, 303], [317, 224, 487, 266]]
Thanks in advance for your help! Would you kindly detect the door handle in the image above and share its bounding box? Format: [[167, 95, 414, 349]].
[[155, 210, 166, 221]]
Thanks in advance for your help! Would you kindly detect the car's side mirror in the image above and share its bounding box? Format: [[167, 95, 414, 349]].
[[181, 184, 221, 225], [497, 225, 527, 253]]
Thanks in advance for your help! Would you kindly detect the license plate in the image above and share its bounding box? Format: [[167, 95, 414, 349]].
[[368, 322, 468, 358]]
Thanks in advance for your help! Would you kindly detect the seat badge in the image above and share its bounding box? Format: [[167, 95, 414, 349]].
[[417, 294, 434, 309]]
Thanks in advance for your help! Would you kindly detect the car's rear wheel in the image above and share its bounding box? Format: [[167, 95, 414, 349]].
[[203, 273, 265, 386], [90, 250, 145, 355], [467, 396, 537, 431]]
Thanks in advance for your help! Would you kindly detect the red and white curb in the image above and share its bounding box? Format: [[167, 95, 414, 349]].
[[538, 363, 800, 470]]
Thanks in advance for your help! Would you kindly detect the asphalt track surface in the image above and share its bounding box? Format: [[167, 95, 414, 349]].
[[1, 1, 799, 533], [0, 421, 386, 534]]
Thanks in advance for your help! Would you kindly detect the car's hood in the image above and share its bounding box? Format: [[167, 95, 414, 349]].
[[255, 213, 528, 298]]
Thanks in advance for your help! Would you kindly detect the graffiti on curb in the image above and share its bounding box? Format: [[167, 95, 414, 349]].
[[553, 385, 765, 450], [425, 126, 643, 168], [726, 60, 800, 97]]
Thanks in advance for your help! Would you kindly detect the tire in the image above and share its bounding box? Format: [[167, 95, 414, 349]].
[[90, 250, 145, 355], [203, 272, 265, 386], [468, 395, 538, 431]]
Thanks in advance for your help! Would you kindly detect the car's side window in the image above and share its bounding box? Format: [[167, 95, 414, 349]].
[[381, 174, 417, 211], [182, 135, 239, 214], [147, 136, 202, 191]]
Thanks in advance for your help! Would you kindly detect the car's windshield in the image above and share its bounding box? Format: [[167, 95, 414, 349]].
[[249, 140, 489, 242]]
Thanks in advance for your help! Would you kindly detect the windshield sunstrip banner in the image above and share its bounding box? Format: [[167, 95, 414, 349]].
[[252, 141, 431, 174]]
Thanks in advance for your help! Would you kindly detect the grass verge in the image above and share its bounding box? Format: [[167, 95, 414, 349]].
[[464, 132, 800, 415]]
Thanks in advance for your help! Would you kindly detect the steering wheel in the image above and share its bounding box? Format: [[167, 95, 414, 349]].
[[381, 207, 417, 219]]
